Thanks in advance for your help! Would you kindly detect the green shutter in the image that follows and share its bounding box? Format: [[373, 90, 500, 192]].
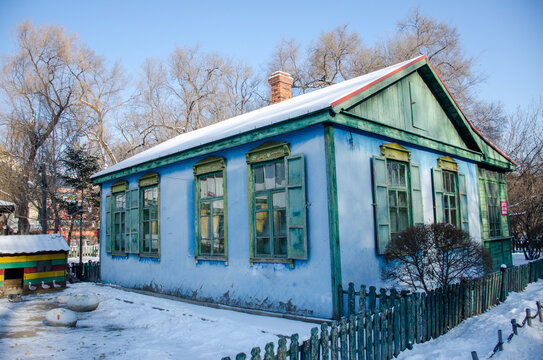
[[458, 172, 469, 233], [432, 168, 444, 224], [498, 178, 509, 237], [286, 154, 307, 260], [128, 189, 139, 254], [372, 156, 390, 254], [410, 163, 424, 226], [105, 194, 111, 253]]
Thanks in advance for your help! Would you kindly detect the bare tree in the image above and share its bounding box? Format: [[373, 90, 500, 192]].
[[0, 21, 87, 233], [501, 100, 543, 241], [75, 49, 127, 167], [382, 224, 491, 291]]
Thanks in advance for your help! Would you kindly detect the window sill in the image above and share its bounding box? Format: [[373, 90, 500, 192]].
[[250, 257, 294, 268], [139, 253, 160, 260], [110, 252, 128, 258], [485, 236, 512, 242], [195, 256, 228, 265]]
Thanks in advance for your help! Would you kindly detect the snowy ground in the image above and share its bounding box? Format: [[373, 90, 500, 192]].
[[0, 283, 317, 359], [1, 253, 541, 360]]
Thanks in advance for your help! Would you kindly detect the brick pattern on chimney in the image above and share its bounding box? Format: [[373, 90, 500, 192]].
[[268, 71, 294, 104]]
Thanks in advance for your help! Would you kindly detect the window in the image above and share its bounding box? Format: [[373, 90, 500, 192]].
[[105, 173, 160, 257], [477, 167, 509, 239], [432, 156, 469, 231], [113, 192, 126, 252], [387, 161, 410, 239], [246, 142, 307, 265], [372, 143, 423, 254], [193, 156, 227, 263]]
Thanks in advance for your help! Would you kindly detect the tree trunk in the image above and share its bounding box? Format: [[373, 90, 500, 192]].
[[39, 164, 48, 234]]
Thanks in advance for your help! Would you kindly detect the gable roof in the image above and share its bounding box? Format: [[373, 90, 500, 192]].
[[92, 55, 514, 183], [0, 234, 69, 255]]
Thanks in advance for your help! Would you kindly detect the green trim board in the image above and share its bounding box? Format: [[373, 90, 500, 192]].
[[324, 124, 342, 320]]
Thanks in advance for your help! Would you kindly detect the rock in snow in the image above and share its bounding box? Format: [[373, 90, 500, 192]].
[[45, 308, 77, 327], [67, 294, 100, 312]]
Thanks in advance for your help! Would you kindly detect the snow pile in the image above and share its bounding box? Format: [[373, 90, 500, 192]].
[[67, 294, 100, 312]]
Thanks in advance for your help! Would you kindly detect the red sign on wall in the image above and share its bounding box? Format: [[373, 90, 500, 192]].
[[500, 201, 508, 215]]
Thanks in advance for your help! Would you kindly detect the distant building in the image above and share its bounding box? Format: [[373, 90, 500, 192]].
[[92, 56, 515, 319]]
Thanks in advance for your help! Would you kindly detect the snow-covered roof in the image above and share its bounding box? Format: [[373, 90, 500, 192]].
[[93, 56, 425, 180], [0, 233, 69, 255], [0, 200, 15, 207]]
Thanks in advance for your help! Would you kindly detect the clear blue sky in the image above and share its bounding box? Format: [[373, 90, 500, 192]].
[[1, 0, 541, 115]]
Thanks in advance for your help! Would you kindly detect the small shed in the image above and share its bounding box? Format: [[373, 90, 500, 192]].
[[0, 234, 69, 295]]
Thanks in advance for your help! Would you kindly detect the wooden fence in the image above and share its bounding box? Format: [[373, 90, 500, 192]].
[[69, 262, 101, 282], [221, 259, 543, 360]]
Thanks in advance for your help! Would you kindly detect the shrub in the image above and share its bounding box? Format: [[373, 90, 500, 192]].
[[381, 223, 492, 292]]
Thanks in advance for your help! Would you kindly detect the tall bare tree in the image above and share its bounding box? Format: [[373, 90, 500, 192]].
[[0, 21, 87, 233]]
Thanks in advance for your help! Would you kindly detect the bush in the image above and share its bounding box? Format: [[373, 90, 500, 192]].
[[381, 223, 492, 292]]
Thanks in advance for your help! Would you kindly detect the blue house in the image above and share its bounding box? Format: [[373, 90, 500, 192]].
[[92, 56, 515, 319]]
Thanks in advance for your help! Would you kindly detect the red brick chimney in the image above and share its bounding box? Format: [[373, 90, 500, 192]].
[[268, 71, 294, 104]]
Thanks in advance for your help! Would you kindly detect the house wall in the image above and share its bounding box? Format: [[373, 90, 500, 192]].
[[333, 126, 481, 289], [100, 125, 334, 318]]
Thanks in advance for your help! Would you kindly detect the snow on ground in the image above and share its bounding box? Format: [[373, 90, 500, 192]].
[[1, 253, 541, 360], [0, 283, 317, 360], [397, 280, 543, 360]]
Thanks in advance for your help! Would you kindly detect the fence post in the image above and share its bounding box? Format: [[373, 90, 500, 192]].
[[290, 334, 300, 360], [511, 319, 518, 335], [264, 343, 274, 360], [236, 354, 247, 360], [526, 308, 532, 327], [497, 329, 503, 352], [471, 351, 479, 360], [277, 338, 287, 360], [321, 323, 330, 360], [537, 301, 543, 323], [500, 265, 507, 302], [348, 283, 355, 317], [250, 347, 261, 360], [359, 285, 366, 317]]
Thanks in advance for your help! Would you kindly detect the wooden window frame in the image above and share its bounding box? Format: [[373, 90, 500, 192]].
[[193, 156, 228, 264], [246, 142, 307, 266], [138, 173, 160, 258], [373, 143, 423, 254]]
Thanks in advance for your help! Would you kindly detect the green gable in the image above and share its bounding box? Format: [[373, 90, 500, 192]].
[[345, 72, 468, 150]]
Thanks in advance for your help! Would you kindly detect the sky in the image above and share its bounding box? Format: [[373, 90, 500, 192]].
[[0, 0, 542, 115]]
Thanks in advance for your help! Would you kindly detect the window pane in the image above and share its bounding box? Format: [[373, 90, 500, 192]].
[[254, 166, 265, 191], [216, 237, 225, 255], [131, 210, 138, 233], [273, 210, 287, 236], [200, 214, 210, 241], [256, 211, 269, 237], [274, 237, 287, 256], [272, 191, 286, 208], [398, 164, 406, 187], [398, 208, 409, 232], [390, 212, 398, 234], [275, 161, 285, 187], [115, 194, 125, 210], [200, 201, 211, 217], [200, 237, 211, 254], [207, 176, 216, 198], [200, 176, 208, 199], [213, 200, 224, 239], [215, 173, 224, 197], [398, 191, 407, 207], [256, 237, 270, 255], [388, 191, 396, 207], [255, 195, 268, 210], [264, 163, 275, 189], [130, 190, 138, 208], [143, 209, 149, 221]]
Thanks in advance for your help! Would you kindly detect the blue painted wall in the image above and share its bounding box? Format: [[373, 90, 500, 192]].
[[333, 126, 481, 289], [100, 124, 334, 318]]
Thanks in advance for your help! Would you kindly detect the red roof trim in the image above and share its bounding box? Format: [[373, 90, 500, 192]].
[[331, 55, 427, 107], [424, 60, 517, 166]]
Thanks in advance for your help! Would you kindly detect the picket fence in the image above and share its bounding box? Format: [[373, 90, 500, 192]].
[[221, 259, 543, 360], [70, 262, 101, 282]]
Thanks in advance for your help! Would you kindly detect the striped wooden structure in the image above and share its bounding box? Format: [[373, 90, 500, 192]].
[[0, 234, 69, 295]]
